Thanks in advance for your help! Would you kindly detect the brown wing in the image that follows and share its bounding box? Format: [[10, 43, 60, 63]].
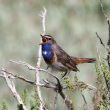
[[52, 44, 79, 72]]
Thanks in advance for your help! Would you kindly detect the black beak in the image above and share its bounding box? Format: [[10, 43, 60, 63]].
[[40, 34, 44, 37]]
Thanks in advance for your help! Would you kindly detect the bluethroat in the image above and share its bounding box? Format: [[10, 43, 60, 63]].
[[40, 34, 96, 77]]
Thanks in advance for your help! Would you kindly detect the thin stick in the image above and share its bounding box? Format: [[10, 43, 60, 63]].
[[9, 59, 59, 81], [2, 68, 28, 110], [35, 7, 47, 110], [81, 93, 87, 105], [39, 7, 47, 35], [53, 92, 58, 110], [1, 69, 35, 85], [0, 69, 59, 89], [9, 60, 97, 90], [1, 62, 74, 110], [96, 32, 105, 47], [9, 60, 35, 70]]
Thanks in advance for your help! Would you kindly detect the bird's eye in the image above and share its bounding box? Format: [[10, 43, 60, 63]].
[[42, 37, 47, 42], [48, 38, 51, 40]]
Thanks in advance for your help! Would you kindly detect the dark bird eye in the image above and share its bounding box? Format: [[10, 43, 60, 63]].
[[42, 37, 47, 42], [48, 38, 51, 40]]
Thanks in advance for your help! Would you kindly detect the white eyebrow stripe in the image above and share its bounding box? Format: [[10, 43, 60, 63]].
[[45, 36, 51, 39]]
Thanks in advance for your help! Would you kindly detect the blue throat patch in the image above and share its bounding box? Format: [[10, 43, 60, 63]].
[[42, 43, 54, 62]]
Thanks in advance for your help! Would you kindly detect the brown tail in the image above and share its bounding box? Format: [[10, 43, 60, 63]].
[[72, 57, 96, 65]]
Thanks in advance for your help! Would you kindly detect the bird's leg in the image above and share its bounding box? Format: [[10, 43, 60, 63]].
[[74, 73, 78, 82], [61, 71, 69, 79]]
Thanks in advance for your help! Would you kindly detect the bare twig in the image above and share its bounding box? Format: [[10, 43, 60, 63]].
[[9, 8, 47, 110], [35, 7, 47, 110], [55, 78, 74, 110], [10, 60, 35, 70], [1, 69, 35, 85], [9, 60, 60, 84], [1, 68, 28, 110], [9, 59, 97, 110], [1, 66, 74, 110], [81, 93, 87, 105], [43, 76, 74, 110], [0, 69, 62, 89], [39, 7, 47, 35], [96, 32, 105, 47], [53, 92, 58, 110], [81, 92, 89, 110]]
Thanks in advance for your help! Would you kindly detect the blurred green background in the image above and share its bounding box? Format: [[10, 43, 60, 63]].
[[0, 0, 110, 110]]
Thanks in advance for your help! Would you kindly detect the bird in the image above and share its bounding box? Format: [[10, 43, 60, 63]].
[[40, 34, 96, 77]]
